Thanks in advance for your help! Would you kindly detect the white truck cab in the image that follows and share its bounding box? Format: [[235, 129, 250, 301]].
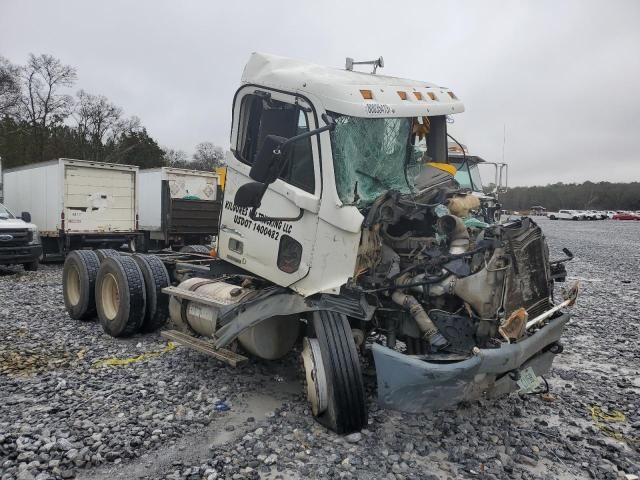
[[219, 52, 465, 296], [0, 203, 41, 270]]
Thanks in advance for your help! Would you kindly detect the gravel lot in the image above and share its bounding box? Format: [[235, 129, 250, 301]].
[[1, 218, 639, 480]]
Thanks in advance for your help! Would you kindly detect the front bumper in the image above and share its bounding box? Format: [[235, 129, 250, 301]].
[[372, 312, 570, 412], [0, 244, 42, 265]]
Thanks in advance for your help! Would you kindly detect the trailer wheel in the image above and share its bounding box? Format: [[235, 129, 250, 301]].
[[95, 249, 120, 262], [302, 310, 368, 434], [179, 245, 211, 255], [63, 250, 100, 320], [95, 256, 146, 337], [132, 254, 171, 332]]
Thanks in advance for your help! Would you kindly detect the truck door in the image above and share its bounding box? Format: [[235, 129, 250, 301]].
[[218, 88, 321, 288]]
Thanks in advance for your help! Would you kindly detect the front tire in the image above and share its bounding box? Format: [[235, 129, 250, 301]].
[[302, 310, 367, 434], [23, 260, 39, 271]]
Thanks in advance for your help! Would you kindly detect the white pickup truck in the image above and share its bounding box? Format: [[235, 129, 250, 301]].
[[548, 209, 583, 220], [0, 203, 41, 270]]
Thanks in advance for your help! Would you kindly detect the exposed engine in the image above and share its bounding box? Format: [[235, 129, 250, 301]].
[[354, 171, 553, 355]]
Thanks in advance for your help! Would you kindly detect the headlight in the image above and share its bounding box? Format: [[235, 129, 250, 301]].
[[28, 228, 40, 244]]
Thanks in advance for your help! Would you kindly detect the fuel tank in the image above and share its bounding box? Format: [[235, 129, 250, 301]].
[[168, 277, 299, 359]]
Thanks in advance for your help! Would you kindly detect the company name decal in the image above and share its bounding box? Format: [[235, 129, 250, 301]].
[[224, 201, 293, 240]]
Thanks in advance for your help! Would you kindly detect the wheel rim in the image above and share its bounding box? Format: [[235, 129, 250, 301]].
[[301, 337, 328, 416], [66, 265, 81, 306], [101, 273, 120, 321]]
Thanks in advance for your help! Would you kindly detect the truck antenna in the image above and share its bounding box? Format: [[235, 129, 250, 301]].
[[345, 57, 384, 74], [502, 124, 506, 163]]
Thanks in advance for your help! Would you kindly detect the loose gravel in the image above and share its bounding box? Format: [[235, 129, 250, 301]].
[[1, 218, 639, 480]]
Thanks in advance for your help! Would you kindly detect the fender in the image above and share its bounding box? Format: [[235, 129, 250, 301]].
[[214, 290, 374, 348]]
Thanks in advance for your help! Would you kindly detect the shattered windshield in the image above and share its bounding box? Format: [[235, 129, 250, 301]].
[[330, 114, 446, 206]]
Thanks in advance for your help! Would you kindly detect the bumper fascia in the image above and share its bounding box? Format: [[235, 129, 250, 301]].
[[372, 312, 570, 412], [0, 244, 42, 265]]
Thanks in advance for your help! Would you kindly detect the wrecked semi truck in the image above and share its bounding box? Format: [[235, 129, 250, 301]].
[[4, 159, 140, 260], [62, 53, 577, 434]]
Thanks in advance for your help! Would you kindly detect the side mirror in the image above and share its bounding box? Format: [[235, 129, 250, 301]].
[[234, 182, 265, 209], [250, 135, 287, 184], [21, 211, 31, 223]]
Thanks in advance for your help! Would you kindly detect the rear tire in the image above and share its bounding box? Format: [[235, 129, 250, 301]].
[[132, 254, 171, 332], [63, 250, 100, 320], [95, 256, 146, 337], [179, 245, 211, 255], [95, 249, 120, 262], [303, 310, 367, 434]]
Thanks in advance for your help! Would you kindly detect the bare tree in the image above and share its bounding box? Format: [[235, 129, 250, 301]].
[[74, 90, 122, 160], [163, 148, 190, 168], [192, 142, 224, 170], [0, 56, 21, 117], [113, 115, 142, 138], [19, 54, 77, 159]]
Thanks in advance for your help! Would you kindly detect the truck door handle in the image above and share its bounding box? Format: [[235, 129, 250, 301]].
[[220, 225, 243, 237]]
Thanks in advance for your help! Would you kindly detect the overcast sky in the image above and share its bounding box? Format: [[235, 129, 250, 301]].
[[1, 0, 639, 186]]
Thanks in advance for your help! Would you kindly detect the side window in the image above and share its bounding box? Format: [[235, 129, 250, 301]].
[[236, 94, 315, 193]]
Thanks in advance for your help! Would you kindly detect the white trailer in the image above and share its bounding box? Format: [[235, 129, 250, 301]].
[[3, 158, 140, 258], [138, 167, 221, 249]]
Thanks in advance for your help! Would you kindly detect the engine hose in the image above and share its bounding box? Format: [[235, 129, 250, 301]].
[[391, 291, 439, 340]]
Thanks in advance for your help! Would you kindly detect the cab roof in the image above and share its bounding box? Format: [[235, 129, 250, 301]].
[[241, 53, 465, 119]]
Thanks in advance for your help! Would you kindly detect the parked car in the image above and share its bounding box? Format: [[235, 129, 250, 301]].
[[585, 210, 606, 220], [612, 212, 640, 221], [548, 209, 582, 220]]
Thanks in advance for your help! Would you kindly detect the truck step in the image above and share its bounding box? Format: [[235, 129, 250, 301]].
[[160, 329, 248, 367]]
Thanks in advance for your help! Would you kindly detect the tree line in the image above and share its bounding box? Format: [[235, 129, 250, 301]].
[[0, 54, 224, 171], [500, 181, 640, 211]]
